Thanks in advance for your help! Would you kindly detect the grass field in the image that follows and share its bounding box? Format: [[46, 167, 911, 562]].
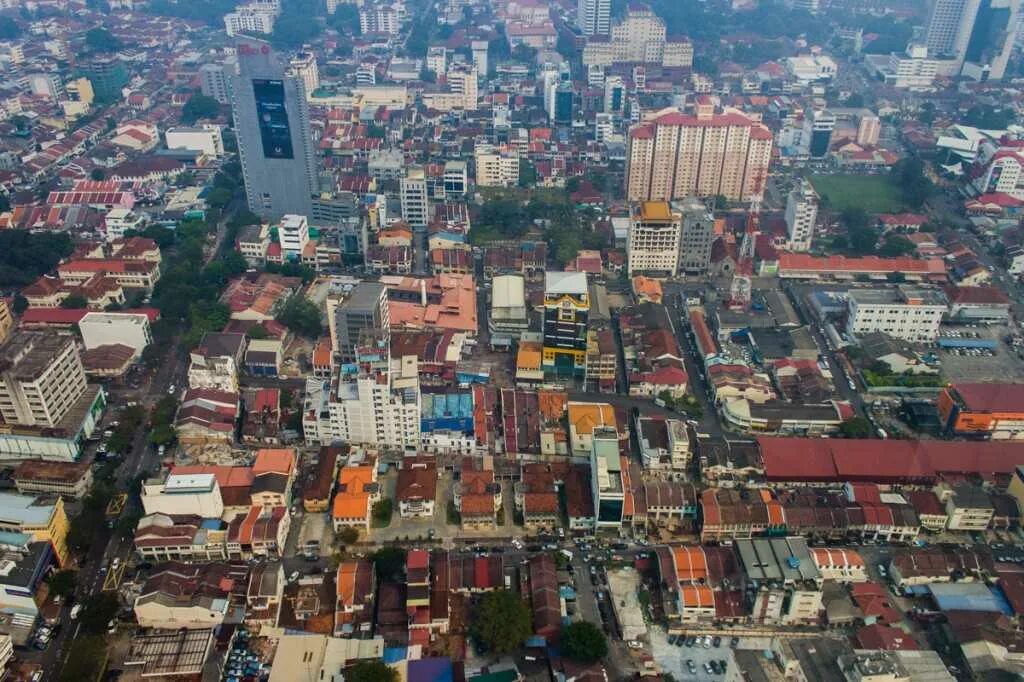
[[809, 174, 904, 213]]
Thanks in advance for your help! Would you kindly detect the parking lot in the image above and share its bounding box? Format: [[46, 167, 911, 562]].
[[936, 325, 1024, 383], [649, 627, 740, 681]]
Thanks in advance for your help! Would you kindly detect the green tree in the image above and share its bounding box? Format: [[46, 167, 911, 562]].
[[59, 636, 108, 682], [276, 295, 323, 338], [246, 325, 270, 340], [271, 11, 321, 48], [879, 235, 915, 257], [518, 160, 537, 188], [11, 295, 27, 314], [79, 592, 119, 634], [370, 546, 406, 581], [0, 230, 73, 287], [918, 102, 936, 126], [562, 621, 608, 662], [148, 424, 176, 446], [205, 186, 233, 210], [85, 27, 121, 52], [347, 660, 399, 682], [372, 499, 393, 525], [60, 294, 88, 309], [46, 570, 78, 598], [337, 526, 359, 545], [839, 416, 872, 438], [471, 590, 532, 655], [890, 157, 933, 210], [181, 92, 220, 124], [90, 167, 106, 181], [0, 17, 18, 40]]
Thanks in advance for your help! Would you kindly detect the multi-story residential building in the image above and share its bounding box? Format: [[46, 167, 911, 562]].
[[626, 101, 772, 204], [471, 40, 489, 78], [426, 46, 447, 74], [303, 332, 420, 451], [736, 537, 823, 625], [236, 223, 271, 264], [803, 108, 835, 159], [278, 214, 310, 260], [0, 492, 70, 566], [874, 43, 939, 90], [0, 332, 87, 430], [359, 2, 403, 34], [443, 160, 468, 195], [165, 125, 225, 158], [400, 167, 429, 228], [604, 75, 624, 114], [542, 271, 590, 377], [474, 144, 519, 187], [232, 37, 317, 218], [200, 60, 235, 105], [489, 274, 530, 344], [13, 461, 92, 499], [577, 0, 610, 35], [188, 332, 246, 393], [627, 201, 682, 277], [785, 179, 819, 252], [79, 312, 152, 360], [134, 563, 242, 629], [332, 457, 379, 531], [103, 208, 146, 242], [582, 5, 692, 68], [224, 5, 276, 36], [636, 416, 691, 471], [331, 282, 390, 363], [421, 63, 478, 111], [0, 299, 11, 346], [591, 427, 626, 529], [57, 259, 161, 291], [396, 457, 437, 518], [679, 197, 714, 275], [289, 50, 319, 96], [939, 483, 995, 530], [584, 329, 618, 393], [845, 287, 948, 343]]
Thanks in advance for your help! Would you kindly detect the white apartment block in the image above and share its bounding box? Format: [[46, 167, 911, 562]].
[[400, 167, 429, 228], [474, 145, 520, 187], [785, 179, 818, 252], [224, 6, 276, 36], [972, 140, 1024, 200], [289, 51, 320, 97], [0, 332, 87, 429], [582, 5, 692, 68], [103, 208, 145, 241], [627, 201, 682, 277], [577, 0, 610, 35], [303, 350, 421, 452], [846, 287, 948, 343], [200, 61, 234, 105], [279, 214, 310, 259], [426, 46, 447, 74], [626, 102, 773, 204], [165, 125, 225, 158], [79, 312, 152, 359], [445, 63, 478, 110], [359, 4, 402, 34], [877, 44, 939, 90]]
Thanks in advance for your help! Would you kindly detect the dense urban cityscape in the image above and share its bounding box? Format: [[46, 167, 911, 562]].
[[0, 0, 1022, 680]]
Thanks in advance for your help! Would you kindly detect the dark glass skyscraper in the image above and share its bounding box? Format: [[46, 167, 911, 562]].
[[231, 38, 317, 218]]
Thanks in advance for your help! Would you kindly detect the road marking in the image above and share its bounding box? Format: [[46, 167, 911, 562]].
[[102, 563, 125, 592]]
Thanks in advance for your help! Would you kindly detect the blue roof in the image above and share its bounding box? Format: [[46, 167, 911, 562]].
[[408, 658, 453, 682], [421, 392, 473, 419], [382, 647, 407, 664], [0, 493, 54, 527], [928, 583, 1012, 614]]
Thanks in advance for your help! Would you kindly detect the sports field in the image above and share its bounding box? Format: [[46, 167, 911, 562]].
[[809, 174, 904, 213]]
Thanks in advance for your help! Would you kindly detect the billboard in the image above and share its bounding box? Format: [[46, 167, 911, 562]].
[[253, 78, 293, 159]]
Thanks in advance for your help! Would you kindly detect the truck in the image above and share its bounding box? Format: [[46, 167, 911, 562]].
[[69, 604, 81, 620]]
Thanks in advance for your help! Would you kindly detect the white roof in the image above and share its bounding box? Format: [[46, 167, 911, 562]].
[[545, 271, 587, 295], [491, 274, 525, 308], [164, 473, 216, 492]]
